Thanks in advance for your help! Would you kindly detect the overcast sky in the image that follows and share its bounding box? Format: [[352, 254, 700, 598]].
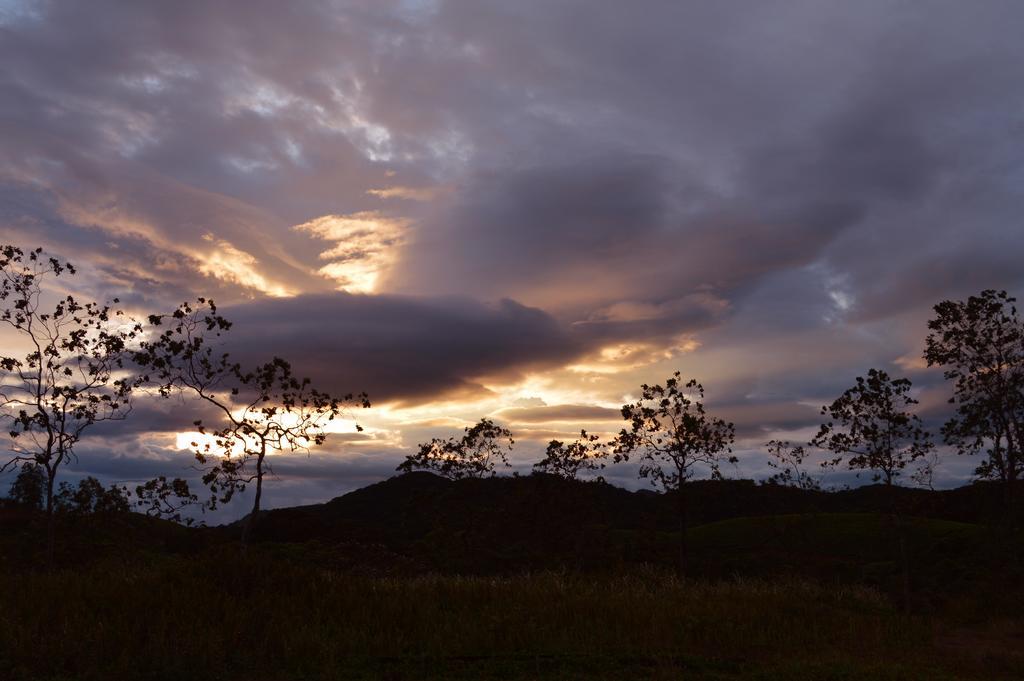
[[2, 0, 1023, 518]]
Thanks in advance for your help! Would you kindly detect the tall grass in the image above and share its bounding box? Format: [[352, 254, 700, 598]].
[[3, 549, 1005, 680]]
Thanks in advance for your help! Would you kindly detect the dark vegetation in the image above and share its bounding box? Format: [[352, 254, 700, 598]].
[[2, 244, 1024, 679], [2, 474, 1024, 680]]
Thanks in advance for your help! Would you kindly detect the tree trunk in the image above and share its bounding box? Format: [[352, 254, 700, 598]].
[[676, 484, 689, 577], [45, 471, 55, 569], [888, 484, 911, 612], [240, 454, 265, 550], [1006, 471, 1017, 531]]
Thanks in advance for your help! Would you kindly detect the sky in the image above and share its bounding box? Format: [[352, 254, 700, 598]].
[[2, 0, 1023, 519]]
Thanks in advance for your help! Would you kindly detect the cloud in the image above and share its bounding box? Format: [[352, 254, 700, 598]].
[[366, 186, 442, 201], [2, 0, 1023, 502], [196, 234, 294, 297], [293, 212, 408, 293], [219, 293, 584, 405], [710, 400, 825, 442], [493, 404, 621, 424]]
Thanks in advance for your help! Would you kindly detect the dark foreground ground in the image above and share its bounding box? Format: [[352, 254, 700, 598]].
[[2, 555, 1023, 681], [1, 474, 1022, 680]]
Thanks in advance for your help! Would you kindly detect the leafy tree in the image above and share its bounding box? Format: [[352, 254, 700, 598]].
[[7, 462, 46, 509], [764, 440, 821, 491], [134, 299, 369, 546], [613, 373, 736, 573], [533, 430, 607, 480], [193, 358, 367, 545], [134, 476, 200, 525], [924, 289, 1024, 518], [811, 368, 932, 610], [0, 245, 141, 564], [54, 476, 130, 515], [398, 418, 514, 480], [910, 450, 942, 492], [811, 369, 932, 485]]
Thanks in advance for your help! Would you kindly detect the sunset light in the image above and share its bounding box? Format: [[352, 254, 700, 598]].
[[2, 3, 1023, 677]]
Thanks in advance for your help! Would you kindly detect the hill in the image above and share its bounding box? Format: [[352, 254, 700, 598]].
[[235, 473, 1022, 599], [4, 473, 1021, 595]]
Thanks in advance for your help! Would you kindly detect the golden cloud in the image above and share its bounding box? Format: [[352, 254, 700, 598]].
[[197, 234, 294, 298], [294, 212, 408, 293], [492, 404, 621, 423], [567, 336, 701, 375], [54, 195, 296, 298], [365, 185, 441, 201]]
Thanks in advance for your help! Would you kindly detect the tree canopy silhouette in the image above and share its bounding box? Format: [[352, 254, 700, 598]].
[[533, 429, 607, 480], [54, 476, 131, 515], [398, 418, 513, 479], [7, 462, 45, 509], [764, 440, 821, 491], [613, 372, 735, 573], [135, 299, 369, 545], [0, 245, 142, 564], [134, 476, 200, 525], [925, 289, 1024, 520], [811, 368, 932, 610], [811, 369, 932, 486]]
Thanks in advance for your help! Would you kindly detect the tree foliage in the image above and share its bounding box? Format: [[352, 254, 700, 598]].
[[811, 368, 932, 612], [533, 429, 606, 480], [0, 245, 141, 562], [924, 289, 1024, 490], [910, 449, 941, 492], [811, 369, 932, 485], [398, 418, 514, 480], [135, 299, 369, 543], [613, 373, 736, 491], [54, 476, 131, 515], [764, 440, 821, 491], [134, 476, 200, 525], [613, 372, 735, 573], [7, 462, 46, 509]]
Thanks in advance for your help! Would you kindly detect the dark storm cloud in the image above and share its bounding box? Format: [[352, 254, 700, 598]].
[[220, 293, 584, 404]]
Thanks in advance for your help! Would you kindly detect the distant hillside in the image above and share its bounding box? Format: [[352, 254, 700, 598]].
[[4, 473, 1020, 592], [241, 473, 1023, 582], [250, 471, 1020, 541]]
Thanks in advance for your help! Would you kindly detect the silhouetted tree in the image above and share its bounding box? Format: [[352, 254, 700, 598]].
[[910, 449, 941, 492], [924, 289, 1024, 522], [811, 369, 933, 485], [764, 439, 821, 491], [135, 299, 369, 546], [54, 476, 130, 515], [7, 462, 46, 509], [0, 245, 141, 565], [398, 418, 513, 479], [811, 368, 931, 609], [533, 429, 606, 480], [134, 476, 200, 525], [613, 373, 736, 574]]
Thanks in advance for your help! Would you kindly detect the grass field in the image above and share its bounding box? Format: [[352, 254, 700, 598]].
[[1, 550, 1022, 681], [2, 507, 1023, 680]]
